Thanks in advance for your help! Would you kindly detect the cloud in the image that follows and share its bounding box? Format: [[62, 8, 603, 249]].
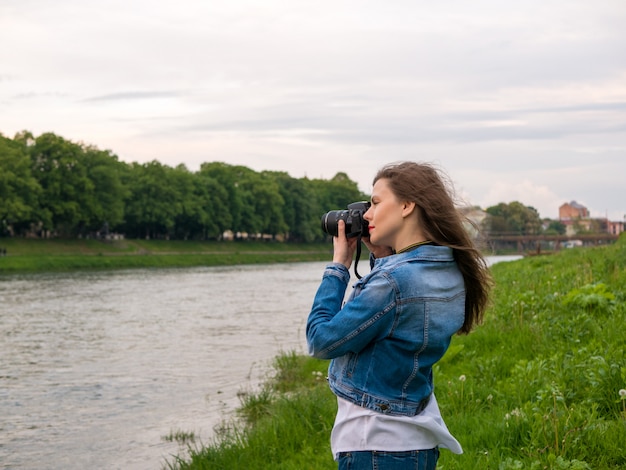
[[1, 0, 625, 222], [480, 180, 563, 218], [83, 91, 181, 103]]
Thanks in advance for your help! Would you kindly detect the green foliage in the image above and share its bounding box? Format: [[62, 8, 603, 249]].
[[0, 131, 367, 241], [562, 283, 615, 314], [81, 144, 128, 229], [0, 133, 41, 233], [168, 240, 626, 469], [30, 133, 97, 235], [435, 241, 626, 469], [545, 220, 567, 235], [267, 171, 320, 242], [486, 201, 542, 235]]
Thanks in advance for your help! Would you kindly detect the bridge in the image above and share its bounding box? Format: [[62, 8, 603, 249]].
[[484, 233, 620, 254]]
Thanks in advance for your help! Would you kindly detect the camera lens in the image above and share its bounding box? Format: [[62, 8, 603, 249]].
[[321, 202, 370, 238], [321, 210, 348, 237]]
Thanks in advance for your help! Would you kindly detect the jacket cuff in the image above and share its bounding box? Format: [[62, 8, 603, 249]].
[[323, 263, 351, 284]]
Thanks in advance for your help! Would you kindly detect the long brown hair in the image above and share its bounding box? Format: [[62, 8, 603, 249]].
[[373, 161, 492, 334]]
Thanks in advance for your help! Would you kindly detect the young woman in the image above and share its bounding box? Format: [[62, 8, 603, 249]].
[[307, 161, 492, 469]]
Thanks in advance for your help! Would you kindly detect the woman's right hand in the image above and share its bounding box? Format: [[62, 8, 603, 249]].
[[332, 220, 358, 269]]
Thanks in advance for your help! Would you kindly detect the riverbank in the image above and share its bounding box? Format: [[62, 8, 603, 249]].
[[0, 238, 332, 274], [169, 236, 626, 469], [0, 238, 526, 275]]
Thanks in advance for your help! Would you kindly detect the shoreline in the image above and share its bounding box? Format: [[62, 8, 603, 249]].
[[0, 239, 332, 275], [0, 237, 526, 275]]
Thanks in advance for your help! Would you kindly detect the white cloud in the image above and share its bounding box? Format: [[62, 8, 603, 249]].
[[480, 180, 563, 219]]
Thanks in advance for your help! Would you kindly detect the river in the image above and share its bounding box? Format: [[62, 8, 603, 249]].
[[0, 256, 520, 469]]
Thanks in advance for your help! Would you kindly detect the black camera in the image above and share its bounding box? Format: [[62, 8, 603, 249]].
[[321, 201, 371, 238]]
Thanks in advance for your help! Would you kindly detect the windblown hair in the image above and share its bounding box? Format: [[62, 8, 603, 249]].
[[373, 161, 493, 334]]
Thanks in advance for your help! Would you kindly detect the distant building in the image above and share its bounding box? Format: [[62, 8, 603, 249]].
[[559, 201, 589, 220], [607, 220, 625, 235], [558, 200, 624, 236]]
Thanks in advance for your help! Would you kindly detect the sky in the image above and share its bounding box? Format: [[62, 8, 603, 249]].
[[1, 0, 625, 221]]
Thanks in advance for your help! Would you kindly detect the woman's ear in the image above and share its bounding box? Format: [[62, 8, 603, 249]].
[[401, 201, 416, 218]]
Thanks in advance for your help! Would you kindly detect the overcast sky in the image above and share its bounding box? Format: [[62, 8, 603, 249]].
[[1, 0, 625, 220]]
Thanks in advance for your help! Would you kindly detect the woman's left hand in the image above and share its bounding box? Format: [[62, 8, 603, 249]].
[[362, 237, 393, 259]]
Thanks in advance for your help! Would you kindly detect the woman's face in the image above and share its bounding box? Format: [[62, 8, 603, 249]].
[[363, 178, 407, 249]]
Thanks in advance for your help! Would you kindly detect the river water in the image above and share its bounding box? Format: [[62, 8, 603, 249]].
[[0, 256, 520, 469]]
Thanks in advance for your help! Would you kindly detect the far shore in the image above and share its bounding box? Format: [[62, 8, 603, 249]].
[[0, 238, 332, 274], [0, 237, 523, 275]]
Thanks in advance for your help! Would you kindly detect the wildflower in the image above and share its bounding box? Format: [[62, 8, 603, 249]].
[[459, 375, 466, 382], [619, 389, 626, 398], [505, 408, 524, 421]]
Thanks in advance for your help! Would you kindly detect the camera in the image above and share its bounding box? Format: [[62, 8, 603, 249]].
[[321, 201, 371, 238]]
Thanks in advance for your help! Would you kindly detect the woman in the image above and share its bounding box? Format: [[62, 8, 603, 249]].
[[307, 161, 492, 469]]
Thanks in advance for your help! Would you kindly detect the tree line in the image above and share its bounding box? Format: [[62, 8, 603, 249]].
[[1, 131, 369, 241], [2, 130, 555, 242]]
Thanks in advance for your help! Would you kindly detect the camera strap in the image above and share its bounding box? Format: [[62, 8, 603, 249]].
[[354, 236, 364, 279]]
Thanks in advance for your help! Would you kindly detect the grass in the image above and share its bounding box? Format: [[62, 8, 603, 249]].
[[0, 238, 332, 274], [166, 234, 626, 469]]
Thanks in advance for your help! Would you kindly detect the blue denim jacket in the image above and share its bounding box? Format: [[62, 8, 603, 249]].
[[307, 245, 465, 416]]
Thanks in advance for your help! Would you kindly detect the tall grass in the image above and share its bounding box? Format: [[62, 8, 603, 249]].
[[168, 236, 626, 469]]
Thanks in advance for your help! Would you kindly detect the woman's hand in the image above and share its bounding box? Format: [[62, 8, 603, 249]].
[[362, 237, 394, 259], [332, 220, 358, 269]]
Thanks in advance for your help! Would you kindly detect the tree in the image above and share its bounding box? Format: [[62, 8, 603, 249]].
[[82, 145, 129, 232], [0, 133, 41, 235], [200, 163, 288, 238], [122, 161, 182, 239], [169, 164, 232, 240], [29, 133, 96, 236], [309, 173, 366, 209], [485, 201, 542, 235], [265, 172, 319, 242], [544, 220, 566, 235], [240, 171, 287, 237], [199, 162, 246, 234], [195, 171, 232, 239]]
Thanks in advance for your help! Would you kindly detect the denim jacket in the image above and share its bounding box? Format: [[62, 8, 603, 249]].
[[306, 245, 465, 417]]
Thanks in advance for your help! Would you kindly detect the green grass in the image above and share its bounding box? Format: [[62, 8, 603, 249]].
[[166, 234, 626, 470], [0, 238, 331, 274]]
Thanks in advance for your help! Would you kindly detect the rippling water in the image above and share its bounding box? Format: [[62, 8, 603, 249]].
[[0, 256, 519, 469], [1, 262, 328, 469]]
